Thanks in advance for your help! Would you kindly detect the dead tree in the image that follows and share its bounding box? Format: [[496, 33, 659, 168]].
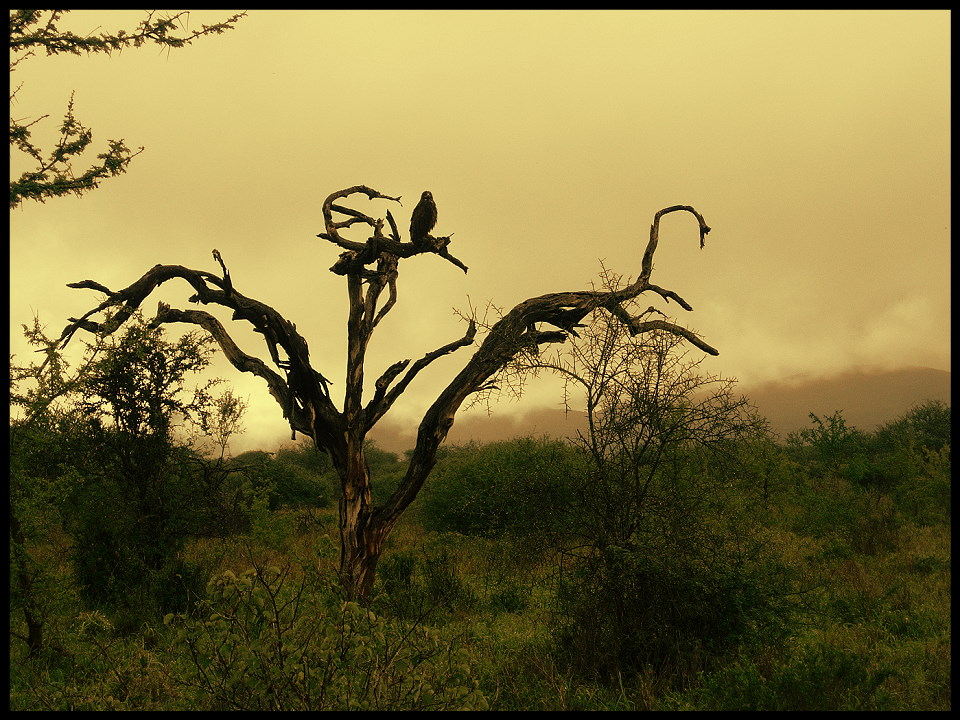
[[53, 185, 717, 603]]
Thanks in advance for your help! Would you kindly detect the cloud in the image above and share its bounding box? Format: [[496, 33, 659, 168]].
[[852, 295, 948, 369]]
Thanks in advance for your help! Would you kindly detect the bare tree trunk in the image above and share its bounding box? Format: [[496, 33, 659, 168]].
[[336, 439, 379, 601]]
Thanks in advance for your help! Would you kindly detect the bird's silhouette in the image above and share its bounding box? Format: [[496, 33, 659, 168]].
[[409, 190, 437, 243]]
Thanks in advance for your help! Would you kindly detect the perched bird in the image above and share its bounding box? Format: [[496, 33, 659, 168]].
[[409, 190, 437, 243]]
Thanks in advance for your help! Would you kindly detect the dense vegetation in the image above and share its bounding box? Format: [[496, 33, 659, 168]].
[[10, 320, 950, 710]]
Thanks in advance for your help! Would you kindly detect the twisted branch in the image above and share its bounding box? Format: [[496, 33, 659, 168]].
[[56, 262, 341, 452], [319, 185, 468, 274]]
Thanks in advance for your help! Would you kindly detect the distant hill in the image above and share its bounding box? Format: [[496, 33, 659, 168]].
[[738, 365, 950, 438], [368, 366, 950, 452]]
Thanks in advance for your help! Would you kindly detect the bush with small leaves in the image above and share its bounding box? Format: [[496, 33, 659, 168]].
[[166, 564, 488, 710], [419, 437, 583, 540], [554, 542, 798, 680], [671, 642, 899, 711]]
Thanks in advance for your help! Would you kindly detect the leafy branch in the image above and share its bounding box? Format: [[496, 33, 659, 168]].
[[9, 9, 246, 209]]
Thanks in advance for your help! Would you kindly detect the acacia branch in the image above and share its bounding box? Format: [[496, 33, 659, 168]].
[[9, 11, 245, 209], [57, 262, 342, 453], [10, 91, 146, 208], [9, 10, 246, 57], [363, 320, 478, 431], [639, 204, 711, 284]]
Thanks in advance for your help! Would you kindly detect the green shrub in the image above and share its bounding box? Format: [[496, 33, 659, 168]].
[[786, 411, 868, 480], [374, 538, 476, 620], [487, 581, 530, 614], [376, 549, 419, 617], [554, 543, 797, 680], [233, 446, 335, 510], [166, 565, 488, 710], [676, 643, 898, 711], [421, 542, 475, 612], [64, 457, 217, 634], [10, 609, 176, 711], [891, 444, 950, 525], [875, 400, 950, 456], [789, 478, 902, 557], [419, 437, 583, 539]]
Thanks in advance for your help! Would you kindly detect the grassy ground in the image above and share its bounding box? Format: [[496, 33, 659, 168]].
[[9, 492, 951, 710]]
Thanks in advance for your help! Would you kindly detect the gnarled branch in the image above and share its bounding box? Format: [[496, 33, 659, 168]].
[[319, 185, 468, 274], [640, 204, 711, 285], [56, 262, 341, 454]]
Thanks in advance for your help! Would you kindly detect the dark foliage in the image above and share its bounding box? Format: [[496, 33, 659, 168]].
[[418, 437, 584, 539]]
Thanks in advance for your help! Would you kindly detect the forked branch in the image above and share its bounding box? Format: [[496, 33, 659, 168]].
[[55, 260, 342, 454]]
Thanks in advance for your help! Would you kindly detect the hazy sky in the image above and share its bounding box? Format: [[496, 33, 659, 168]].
[[9, 10, 950, 452]]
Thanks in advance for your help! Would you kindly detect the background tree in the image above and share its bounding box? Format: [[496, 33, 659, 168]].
[[786, 410, 867, 480], [514, 283, 794, 677], [10, 314, 252, 644], [62, 317, 250, 631], [52, 185, 717, 603], [871, 400, 950, 523], [9, 319, 106, 656], [9, 9, 244, 208]]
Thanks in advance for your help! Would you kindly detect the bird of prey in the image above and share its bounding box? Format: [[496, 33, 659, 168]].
[[409, 190, 437, 243]]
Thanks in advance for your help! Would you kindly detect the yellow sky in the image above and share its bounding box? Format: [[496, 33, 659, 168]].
[[9, 10, 951, 452]]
